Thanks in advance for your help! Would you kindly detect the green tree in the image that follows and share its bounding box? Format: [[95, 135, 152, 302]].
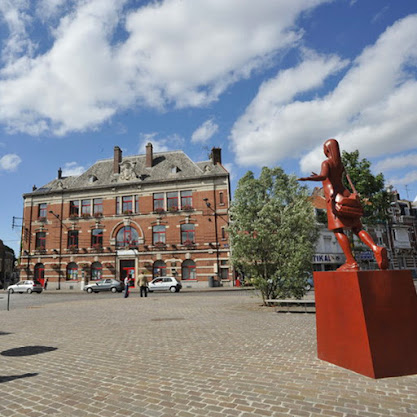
[[342, 150, 391, 224], [229, 167, 318, 304]]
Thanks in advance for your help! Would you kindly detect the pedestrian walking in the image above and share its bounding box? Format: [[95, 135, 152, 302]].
[[124, 276, 129, 298], [137, 270, 148, 297]]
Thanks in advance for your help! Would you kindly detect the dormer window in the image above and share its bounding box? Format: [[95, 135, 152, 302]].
[[171, 166, 180, 173], [89, 175, 98, 183]]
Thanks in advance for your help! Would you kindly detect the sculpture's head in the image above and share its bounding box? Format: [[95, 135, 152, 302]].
[[323, 139, 341, 163]]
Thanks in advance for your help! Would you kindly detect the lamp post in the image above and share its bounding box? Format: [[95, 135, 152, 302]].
[[49, 210, 66, 290], [203, 198, 221, 283]]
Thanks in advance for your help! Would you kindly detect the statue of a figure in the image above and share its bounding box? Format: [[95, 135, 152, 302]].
[[299, 139, 388, 271]]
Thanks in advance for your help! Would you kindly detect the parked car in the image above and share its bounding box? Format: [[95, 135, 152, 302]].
[[7, 280, 43, 294], [148, 276, 182, 293], [84, 279, 124, 293]]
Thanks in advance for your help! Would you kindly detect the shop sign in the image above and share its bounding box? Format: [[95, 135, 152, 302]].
[[313, 253, 344, 264]]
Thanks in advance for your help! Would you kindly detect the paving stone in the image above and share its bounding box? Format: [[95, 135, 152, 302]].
[[1, 292, 417, 417]]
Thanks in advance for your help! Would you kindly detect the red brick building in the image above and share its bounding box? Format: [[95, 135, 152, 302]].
[[20, 143, 231, 290]]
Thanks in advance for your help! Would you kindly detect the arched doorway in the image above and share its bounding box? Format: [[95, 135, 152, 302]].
[[91, 262, 102, 281], [182, 259, 196, 281], [67, 262, 78, 281], [153, 260, 166, 279], [34, 263, 45, 286]]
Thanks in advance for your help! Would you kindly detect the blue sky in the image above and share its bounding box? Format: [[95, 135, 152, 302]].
[[1, 0, 417, 255]]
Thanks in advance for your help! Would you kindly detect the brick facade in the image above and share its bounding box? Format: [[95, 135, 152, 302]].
[[20, 144, 231, 290]]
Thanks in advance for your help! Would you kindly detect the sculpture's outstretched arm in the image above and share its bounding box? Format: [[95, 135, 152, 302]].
[[298, 162, 329, 182]]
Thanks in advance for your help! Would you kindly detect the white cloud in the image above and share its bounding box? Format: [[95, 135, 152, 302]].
[[138, 132, 185, 154], [191, 119, 219, 144], [62, 161, 86, 176], [0, 0, 35, 63], [230, 14, 417, 175], [0, 0, 330, 135], [374, 153, 417, 173], [37, 0, 69, 20], [0, 153, 22, 171]]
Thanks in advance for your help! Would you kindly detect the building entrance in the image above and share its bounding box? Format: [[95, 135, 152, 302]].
[[120, 260, 135, 287]]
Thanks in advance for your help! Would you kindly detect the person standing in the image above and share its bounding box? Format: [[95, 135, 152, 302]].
[[124, 275, 129, 298], [137, 271, 148, 298]]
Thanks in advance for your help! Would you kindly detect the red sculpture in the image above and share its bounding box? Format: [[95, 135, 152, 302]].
[[299, 139, 388, 271]]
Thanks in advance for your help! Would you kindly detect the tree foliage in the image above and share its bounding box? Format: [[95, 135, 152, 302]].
[[229, 167, 318, 303], [342, 150, 391, 224]]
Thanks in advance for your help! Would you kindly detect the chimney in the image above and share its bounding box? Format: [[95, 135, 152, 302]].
[[146, 142, 153, 168], [114, 146, 122, 174], [210, 147, 222, 165], [58, 167, 62, 179]]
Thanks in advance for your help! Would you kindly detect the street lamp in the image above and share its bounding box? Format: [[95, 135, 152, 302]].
[[203, 198, 221, 283], [49, 210, 67, 290]]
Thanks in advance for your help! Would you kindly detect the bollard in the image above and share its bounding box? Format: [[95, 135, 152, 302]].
[[7, 289, 11, 311]]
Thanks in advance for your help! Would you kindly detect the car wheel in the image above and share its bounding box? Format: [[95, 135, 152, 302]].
[[170, 286, 177, 293], [27, 288, 33, 294], [9, 289, 14, 294], [306, 284, 312, 291], [111, 287, 117, 293], [87, 288, 93, 293]]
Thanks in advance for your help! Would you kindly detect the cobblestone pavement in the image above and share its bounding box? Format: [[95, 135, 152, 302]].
[[1, 292, 417, 417]]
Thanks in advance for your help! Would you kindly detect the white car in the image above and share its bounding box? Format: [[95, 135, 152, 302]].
[[7, 280, 43, 294], [148, 277, 182, 293]]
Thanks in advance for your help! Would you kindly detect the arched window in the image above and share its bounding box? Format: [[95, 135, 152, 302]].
[[34, 263, 45, 284], [91, 262, 102, 281], [153, 260, 166, 278], [67, 262, 78, 281], [182, 259, 196, 280], [116, 226, 139, 247]]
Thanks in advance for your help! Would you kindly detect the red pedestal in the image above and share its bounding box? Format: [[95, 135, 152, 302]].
[[314, 270, 417, 378]]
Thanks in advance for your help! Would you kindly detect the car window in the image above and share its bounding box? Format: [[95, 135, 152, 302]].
[[105, 279, 112, 283], [153, 278, 163, 284], [163, 278, 172, 282]]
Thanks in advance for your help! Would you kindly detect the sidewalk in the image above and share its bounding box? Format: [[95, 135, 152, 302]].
[[2, 291, 416, 417]]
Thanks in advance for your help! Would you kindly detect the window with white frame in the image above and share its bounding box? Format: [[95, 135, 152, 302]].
[[180, 190, 192, 208], [153, 225, 166, 244], [81, 199, 91, 215], [167, 192, 178, 210], [181, 224, 195, 244], [153, 193, 164, 210], [93, 198, 103, 215], [38, 203, 47, 219]]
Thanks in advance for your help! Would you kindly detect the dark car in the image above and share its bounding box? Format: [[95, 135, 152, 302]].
[[84, 279, 124, 293]]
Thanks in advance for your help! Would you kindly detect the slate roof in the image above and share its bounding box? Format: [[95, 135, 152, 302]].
[[25, 149, 228, 197]]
